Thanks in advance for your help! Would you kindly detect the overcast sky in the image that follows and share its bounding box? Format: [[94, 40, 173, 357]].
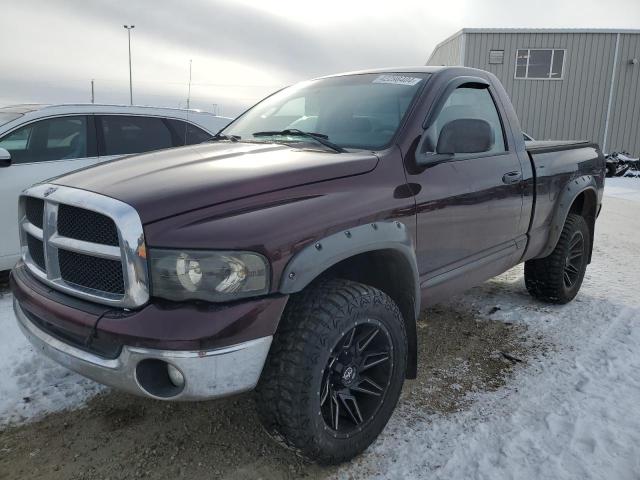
[[1, 0, 639, 116]]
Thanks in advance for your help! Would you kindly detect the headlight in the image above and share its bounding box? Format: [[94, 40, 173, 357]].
[[149, 249, 270, 302]]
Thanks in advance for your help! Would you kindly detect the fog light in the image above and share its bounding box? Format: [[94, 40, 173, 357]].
[[167, 364, 185, 387]]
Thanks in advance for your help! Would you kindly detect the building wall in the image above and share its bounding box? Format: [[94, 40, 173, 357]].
[[463, 32, 620, 151], [427, 34, 464, 66], [606, 33, 640, 155]]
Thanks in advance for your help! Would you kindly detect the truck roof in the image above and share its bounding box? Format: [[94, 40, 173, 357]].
[[318, 66, 448, 80]]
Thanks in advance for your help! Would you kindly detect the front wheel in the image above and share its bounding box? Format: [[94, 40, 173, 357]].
[[525, 213, 591, 304], [255, 279, 407, 464]]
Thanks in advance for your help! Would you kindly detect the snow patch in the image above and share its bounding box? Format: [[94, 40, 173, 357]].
[[605, 177, 640, 203], [0, 293, 104, 426]]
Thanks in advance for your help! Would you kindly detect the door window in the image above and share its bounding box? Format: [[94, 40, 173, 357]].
[[165, 119, 213, 146], [0, 116, 88, 164], [99, 115, 173, 156], [424, 86, 506, 155]]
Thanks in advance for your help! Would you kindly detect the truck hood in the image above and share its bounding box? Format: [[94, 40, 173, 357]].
[[53, 142, 379, 223]]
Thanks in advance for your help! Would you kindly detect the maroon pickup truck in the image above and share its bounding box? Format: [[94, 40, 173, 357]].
[[11, 66, 604, 464]]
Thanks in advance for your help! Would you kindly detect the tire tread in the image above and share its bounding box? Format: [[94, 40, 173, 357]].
[[255, 278, 406, 464], [524, 213, 590, 304]]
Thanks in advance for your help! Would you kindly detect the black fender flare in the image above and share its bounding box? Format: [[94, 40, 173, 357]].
[[279, 221, 420, 377], [536, 175, 599, 259]]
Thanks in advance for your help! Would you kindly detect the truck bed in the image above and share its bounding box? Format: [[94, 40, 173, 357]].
[[524, 140, 604, 261]]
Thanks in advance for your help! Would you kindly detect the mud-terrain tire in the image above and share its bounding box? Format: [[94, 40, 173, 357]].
[[255, 278, 407, 464], [525, 213, 591, 304]]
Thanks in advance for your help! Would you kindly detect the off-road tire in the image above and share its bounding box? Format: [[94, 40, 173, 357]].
[[525, 213, 590, 304], [255, 278, 407, 464]]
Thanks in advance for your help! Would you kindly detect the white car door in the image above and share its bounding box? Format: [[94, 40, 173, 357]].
[[0, 115, 102, 271]]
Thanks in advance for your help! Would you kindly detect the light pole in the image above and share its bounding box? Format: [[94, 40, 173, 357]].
[[186, 59, 192, 109], [123, 25, 135, 105]]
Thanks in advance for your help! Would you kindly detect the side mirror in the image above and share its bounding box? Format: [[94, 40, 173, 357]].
[[415, 130, 454, 167], [436, 118, 493, 155], [0, 147, 11, 168], [415, 118, 493, 167]]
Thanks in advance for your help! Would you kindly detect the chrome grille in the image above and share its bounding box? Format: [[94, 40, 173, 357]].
[[25, 233, 46, 271], [25, 197, 44, 229], [19, 184, 149, 308], [59, 250, 125, 294], [58, 204, 119, 246]]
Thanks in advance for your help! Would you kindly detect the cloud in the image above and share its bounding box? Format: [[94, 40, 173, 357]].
[[1, 0, 639, 116]]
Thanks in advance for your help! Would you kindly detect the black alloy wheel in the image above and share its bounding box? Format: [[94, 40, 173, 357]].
[[563, 230, 585, 289], [320, 321, 393, 435]]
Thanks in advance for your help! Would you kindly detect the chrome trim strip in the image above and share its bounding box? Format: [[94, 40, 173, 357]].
[[15, 299, 272, 401], [43, 201, 60, 279], [21, 222, 43, 240], [19, 183, 149, 308], [49, 235, 121, 260]]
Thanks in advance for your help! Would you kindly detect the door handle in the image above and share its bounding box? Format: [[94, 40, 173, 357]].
[[502, 171, 522, 184]]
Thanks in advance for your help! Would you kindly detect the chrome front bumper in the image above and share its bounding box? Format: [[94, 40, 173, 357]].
[[14, 299, 272, 401]]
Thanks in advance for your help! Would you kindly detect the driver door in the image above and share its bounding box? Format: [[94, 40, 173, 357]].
[[407, 83, 524, 300]]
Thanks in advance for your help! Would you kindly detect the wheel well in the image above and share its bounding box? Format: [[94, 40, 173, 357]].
[[320, 249, 418, 379], [568, 189, 598, 262]]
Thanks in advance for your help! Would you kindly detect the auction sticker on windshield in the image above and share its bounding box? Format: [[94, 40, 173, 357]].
[[372, 74, 422, 86]]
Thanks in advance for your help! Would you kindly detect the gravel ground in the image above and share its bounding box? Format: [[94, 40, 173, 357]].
[[0, 301, 531, 480]]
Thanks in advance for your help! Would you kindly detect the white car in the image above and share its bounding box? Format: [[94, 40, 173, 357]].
[[0, 104, 231, 271]]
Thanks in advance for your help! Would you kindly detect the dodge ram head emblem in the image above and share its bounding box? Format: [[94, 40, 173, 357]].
[[43, 187, 57, 197]]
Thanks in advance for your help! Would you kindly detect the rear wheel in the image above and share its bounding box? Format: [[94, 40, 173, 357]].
[[525, 213, 590, 304], [255, 279, 407, 464]]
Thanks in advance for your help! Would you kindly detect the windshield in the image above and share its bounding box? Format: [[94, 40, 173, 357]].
[[223, 73, 430, 150], [0, 112, 22, 127]]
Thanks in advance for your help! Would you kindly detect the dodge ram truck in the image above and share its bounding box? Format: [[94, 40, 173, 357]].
[[10, 66, 605, 464]]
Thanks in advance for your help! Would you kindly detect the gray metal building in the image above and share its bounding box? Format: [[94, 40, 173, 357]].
[[427, 29, 640, 155]]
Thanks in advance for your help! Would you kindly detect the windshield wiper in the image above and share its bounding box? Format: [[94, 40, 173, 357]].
[[251, 129, 346, 153], [207, 133, 240, 143]]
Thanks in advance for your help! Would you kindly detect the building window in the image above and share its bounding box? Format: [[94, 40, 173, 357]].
[[489, 50, 504, 64], [515, 49, 565, 79]]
